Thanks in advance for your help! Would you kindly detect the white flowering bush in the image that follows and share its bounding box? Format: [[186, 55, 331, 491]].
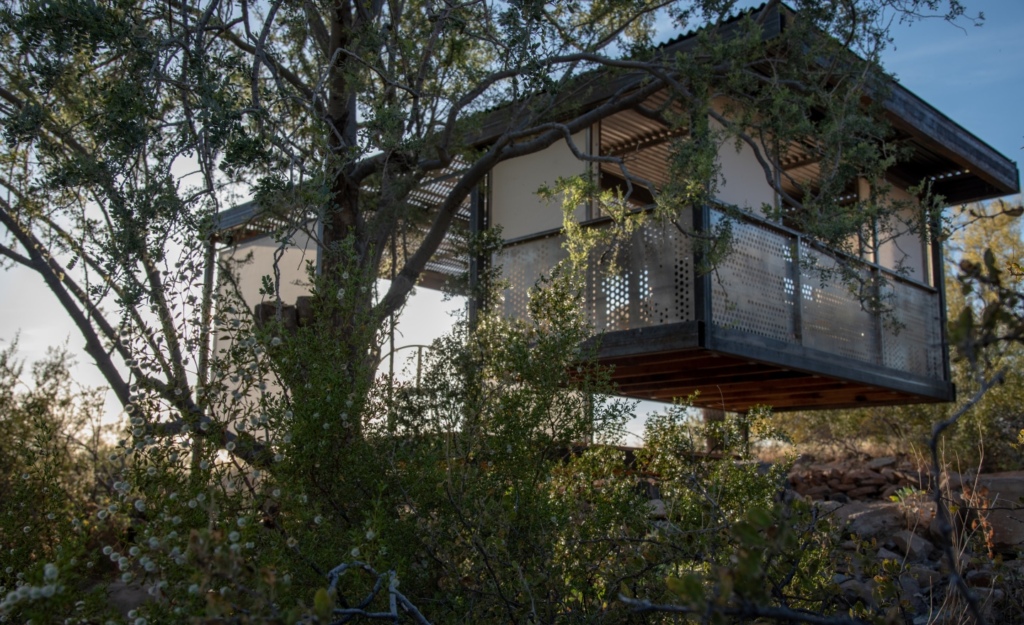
[[0, 344, 120, 622], [1, 260, 851, 624]]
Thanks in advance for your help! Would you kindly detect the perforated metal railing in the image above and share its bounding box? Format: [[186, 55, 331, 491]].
[[709, 208, 944, 379], [499, 211, 695, 332], [497, 206, 944, 379]]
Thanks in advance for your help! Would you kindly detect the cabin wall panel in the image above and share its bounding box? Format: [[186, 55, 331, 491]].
[[491, 132, 589, 240], [219, 230, 317, 308], [709, 101, 777, 217], [876, 185, 928, 284]]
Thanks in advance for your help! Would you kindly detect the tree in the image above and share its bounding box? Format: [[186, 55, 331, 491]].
[[0, 0, 982, 622]]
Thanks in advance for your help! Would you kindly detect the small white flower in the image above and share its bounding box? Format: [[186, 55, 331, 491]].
[[102, 546, 113, 556], [225, 441, 236, 451], [122, 572, 133, 582], [350, 547, 360, 558], [134, 499, 146, 512], [43, 563, 58, 581], [148, 537, 160, 549], [228, 531, 240, 542], [188, 584, 200, 595], [97, 509, 109, 520], [196, 493, 206, 503], [365, 529, 376, 541], [336, 288, 345, 300], [314, 515, 323, 525], [270, 337, 282, 347], [199, 460, 210, 470], [129, 546, 140, 557], [236, 517, 248, 528], [146, 467, 156, 476]]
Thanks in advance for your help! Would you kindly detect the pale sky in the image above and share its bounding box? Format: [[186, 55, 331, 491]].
[[1, 1, 1021, 437]]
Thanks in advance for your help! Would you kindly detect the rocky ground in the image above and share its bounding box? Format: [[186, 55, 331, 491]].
[[787, 455, 1024, 623]]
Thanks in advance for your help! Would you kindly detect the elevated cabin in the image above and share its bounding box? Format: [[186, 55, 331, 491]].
[[489, 86, 1018, 412], [215, 19, 1019, 414]]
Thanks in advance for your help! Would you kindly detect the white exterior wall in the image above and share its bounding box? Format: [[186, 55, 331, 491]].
[[876, 185, 929, 284], [710, 101, 777, 216], [490, 132, 589, 240], [219, 229, 318, 308], [713, 136, 777, 214]]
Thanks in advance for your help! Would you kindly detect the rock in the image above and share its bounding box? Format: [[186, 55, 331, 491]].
[[877, 547, 902, 561], [973, 471, 1024, 554], [881, 484, 901, 500], [965, 568, 993, 587], [835, 501, 905, 540], [867, 456, 897, 470], [814, 500, 844, 515], [846, 468, 884, 482], [892, 529, 933, 561], [780, 488, 804, 505], [647, 499, 667, 519], [897, 574, 923, 611], [939, 471, 964, 492], [839, 579, 875, 607], [848, 485, 881, 499], [802, 485, 831, 499], [971, 587, 1006, 620], [827, 492, 850, 504], [907, 563, 943, 589]]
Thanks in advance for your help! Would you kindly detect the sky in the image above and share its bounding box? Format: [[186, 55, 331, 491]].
[[1, 0, 1021, 436]]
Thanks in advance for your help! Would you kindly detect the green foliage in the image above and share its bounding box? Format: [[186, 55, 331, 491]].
[[0, 342, 119, 622]]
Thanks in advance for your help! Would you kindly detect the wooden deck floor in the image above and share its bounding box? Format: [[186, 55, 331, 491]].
[[590, 321, 954, 412]]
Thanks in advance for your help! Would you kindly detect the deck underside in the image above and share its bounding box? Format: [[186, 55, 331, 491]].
[[591, 321, 954, 412]]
